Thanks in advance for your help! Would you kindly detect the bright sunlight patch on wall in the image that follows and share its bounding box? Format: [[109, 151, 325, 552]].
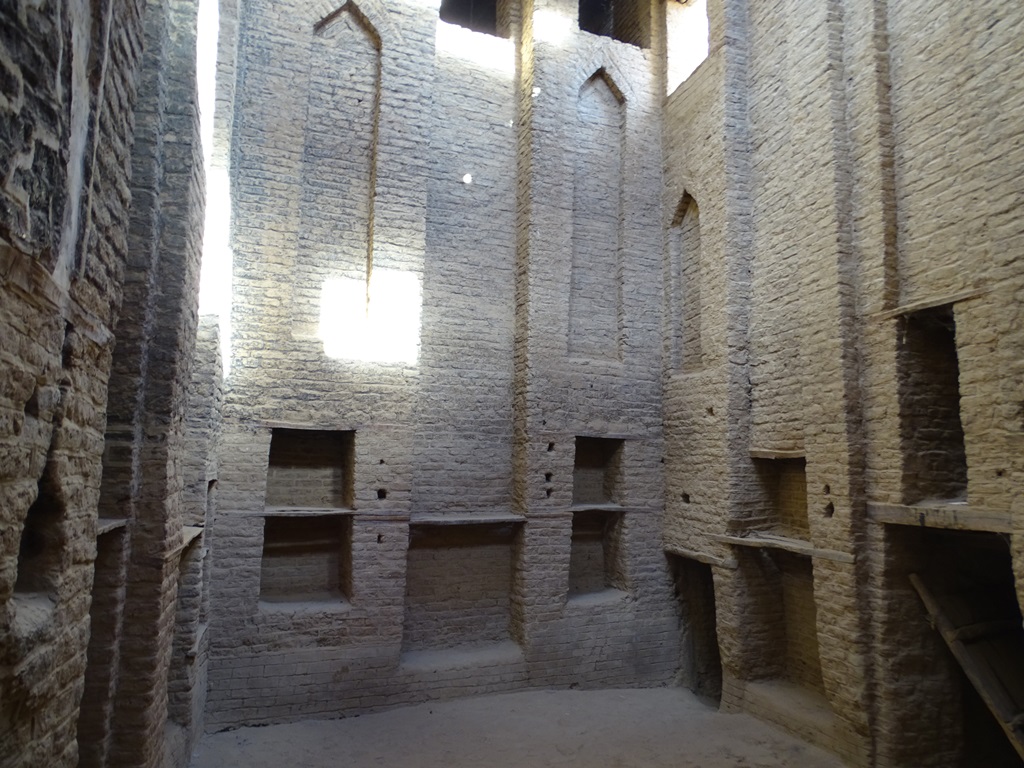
[[534, 9, 572, 45], [435, 19, 514, 76], [319, 269, 422, 365], [666, 0, 709, 94]]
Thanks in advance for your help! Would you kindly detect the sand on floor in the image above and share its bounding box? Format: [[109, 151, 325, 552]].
[[189, 687, 846, 767]]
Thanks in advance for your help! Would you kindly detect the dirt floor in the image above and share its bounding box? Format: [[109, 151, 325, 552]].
[[190, 687, 845, 767]]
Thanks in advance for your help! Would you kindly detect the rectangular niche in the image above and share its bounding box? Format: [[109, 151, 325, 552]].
[[773, 550, 825, 695], [898, 305, 967, 504], [668, 555, 722, 705], [266, 428, 354, 510], [732, 548, 824, 696], [260, 515, 352, 603], [402, 523, 517, 652], [886, 527, 1024, 765], [569, 509, 625, 597], [755, 457, 809, 539], [77, 526, 127, 766], [573, 437, 624, 505]]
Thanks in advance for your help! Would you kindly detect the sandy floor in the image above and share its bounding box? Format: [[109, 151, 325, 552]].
[[190, 688, 845, 767]]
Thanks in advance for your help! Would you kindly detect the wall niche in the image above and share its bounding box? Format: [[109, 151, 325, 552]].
[[402, 523, 518, 652], [265, 428, 354, 510], [260, 514, 353, 603], [572, 436, 624, 505], [754, 457, 809, 539], [897, 305, 967, 504], [569, 508, 625, 597]]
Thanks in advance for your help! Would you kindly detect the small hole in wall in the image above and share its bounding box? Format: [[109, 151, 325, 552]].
[[547, 442, 555, 452], [379, 459, 385, 465], [462, 173, 473, 184], [824, 502, 835, 518], [377, 534, 383, 544], [546, 488, 553, 498], [544, 472, 553, 482], [706, 406, 714, 416], [377, 489, 387, 500], [823, 484, 831, 495], [996, 469, 1005, 478], [682, 493, 691, 504], [24, 389, 40, 419]]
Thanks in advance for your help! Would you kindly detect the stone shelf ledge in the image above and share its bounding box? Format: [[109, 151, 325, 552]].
[[867, 500, 1011, 533], [236, 506, 357, 517], [409, 513, 524, 526], [569, 503, 627, 512], [712, 532, 855, 564], [749, 448, 805, 460]]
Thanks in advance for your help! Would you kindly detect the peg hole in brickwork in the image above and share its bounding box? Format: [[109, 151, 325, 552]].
[[377, 488, 387, 500], [61, 322, 76, 369], [682, 493, 690, 504], [706, 406, 714, 416], [824, 502, 835, 518], [377, 534, 383, 544], [996, 469, 1004, 478], [546, 488, 553, 498], [823, 484, 831, 495], [544, 472, 553, 482], [379, 459, 385, 464], [547, 442, 555, 452], [24, 388, 40, 419]]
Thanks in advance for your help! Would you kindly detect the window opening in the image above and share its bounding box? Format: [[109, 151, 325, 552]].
[[440, 0, 498, 36]]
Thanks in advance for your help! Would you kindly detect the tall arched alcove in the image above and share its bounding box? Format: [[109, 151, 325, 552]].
[[293, 3, 382, 335], [668, 192, 702, 371], [569, 69, 625, 361]]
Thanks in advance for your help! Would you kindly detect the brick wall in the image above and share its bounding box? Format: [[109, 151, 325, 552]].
[[662, 0, 1024, 764], [402, 524, 516, 651], [206, 0, 679, 729], [0, 0, 146, 764]]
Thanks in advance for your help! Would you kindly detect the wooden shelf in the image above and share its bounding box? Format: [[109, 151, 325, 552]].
[[410, 513, 524, 526], [97, 518, 128, 535], [569, 503, 626, 512], [234, 506, 356, 517], [867, 501, 1011, 533], [871, 287, 987, 322], [749, 448, 805, 460], [712, 532, 854, 564], [664, 543, 737, 570]]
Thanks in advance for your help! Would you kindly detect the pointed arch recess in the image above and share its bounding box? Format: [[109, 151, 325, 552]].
[[293, 3, 382, 334], [669, 191, 702, 371], [568, 69, 625, 361]]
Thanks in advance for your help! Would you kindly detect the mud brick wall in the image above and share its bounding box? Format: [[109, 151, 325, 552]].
[[0, 0, 147, 764], [662, 0, 1024, 765], [206, 0, 679, 729]]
